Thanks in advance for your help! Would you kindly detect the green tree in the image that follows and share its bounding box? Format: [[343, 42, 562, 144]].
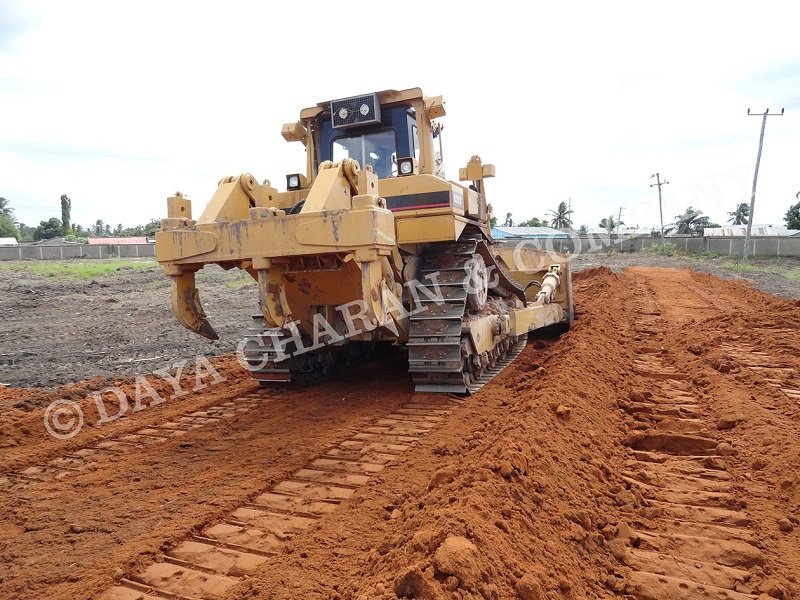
[[94, 219, 104, 236], [33, 218, 64, 241], [519, 217, 544, 227], [578, 225, 588, 236], [17, 223, 34, 241], [547, 201, 574, 229], [0, 213, 19, 239], [144, 219, 161, 236], [120, 225, 145, 236], [489, 215, 497, 228], [786, 198, 800, 230], [727, 203, 750, 225], [0, 197, 13, 218], [672, 206, 719, 236], [60, 194, 72, 234], [599, 215, 622, 234], [142, 219, 161, 237], [502, 212, 514, 227]]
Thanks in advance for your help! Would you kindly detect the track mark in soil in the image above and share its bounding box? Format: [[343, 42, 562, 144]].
[[719, 342, 800, 403], [618, 296, 763, 599], [0, 392, 268, 491], [99, 394, 461, 600]]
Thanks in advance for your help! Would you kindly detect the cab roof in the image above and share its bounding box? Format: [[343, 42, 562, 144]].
[[299, 87, 435, 120]]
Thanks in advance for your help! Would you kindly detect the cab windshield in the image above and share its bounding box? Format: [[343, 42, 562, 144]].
[[332, 130, 397, 179]]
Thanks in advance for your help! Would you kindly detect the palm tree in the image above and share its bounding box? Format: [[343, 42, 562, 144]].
[[60, 194, 72, 234], [0, 197, 13, 218], [599, 215, 622, 234], [727, 203, 749, 225], [673, 206, 719, 236], [547, 201, 574, 230]]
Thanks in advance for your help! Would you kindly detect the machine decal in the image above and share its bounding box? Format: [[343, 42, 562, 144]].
[[451, 186, 464, 209], [384, 190, 451, 211]]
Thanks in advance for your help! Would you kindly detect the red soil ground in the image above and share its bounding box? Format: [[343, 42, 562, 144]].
[[0, 267, 798, 599]]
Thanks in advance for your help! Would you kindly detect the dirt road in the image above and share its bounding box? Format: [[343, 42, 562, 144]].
[[0, 267, 798, 599]]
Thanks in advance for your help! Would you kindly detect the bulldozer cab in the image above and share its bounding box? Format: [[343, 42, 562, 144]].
[[292, 89, 449, 184], [319, 104, 418, 179]]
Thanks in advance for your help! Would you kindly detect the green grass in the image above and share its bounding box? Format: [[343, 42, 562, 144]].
[[782, 269, 800, 282], [718, 259, 800, 282], [720, 260, 761, 273], [0, 259, 158, 279], [224, 275, 256, 290], [645, 242, 679, 256], [686, 250, 720, 259]]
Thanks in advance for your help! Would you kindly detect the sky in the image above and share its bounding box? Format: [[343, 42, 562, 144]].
[[1, 0, 799, 233]]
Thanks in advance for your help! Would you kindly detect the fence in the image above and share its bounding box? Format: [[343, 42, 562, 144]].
[[0, 243, 156, 261], [495, 235, 800, 258], [1, 236, 799, 261]]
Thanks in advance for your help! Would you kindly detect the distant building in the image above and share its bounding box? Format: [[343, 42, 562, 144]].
[[87, 236, 150, 245], [31, 237, 74, 246], [491, 226, 569, 240], [584, 226, 650, 236], [703, 225, 800, 237], [616, 226, 648, 236], [0, 237, 18, 246]]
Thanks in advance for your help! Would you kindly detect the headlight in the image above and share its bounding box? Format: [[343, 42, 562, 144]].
[[286, 174, 302, 190], [397, 157, 416, 176]]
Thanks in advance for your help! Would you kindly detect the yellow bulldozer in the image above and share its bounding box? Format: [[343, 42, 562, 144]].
[[155, 88, 573, 393]]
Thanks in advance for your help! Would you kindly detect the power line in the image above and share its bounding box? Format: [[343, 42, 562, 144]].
[[650, 173, 670, 244], [743, 108, 784, 259]]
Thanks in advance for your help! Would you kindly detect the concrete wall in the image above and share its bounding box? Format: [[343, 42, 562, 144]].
[[1, 237, 798, 261], [0, 244, 156, 261], [496, 235, 800, 257]]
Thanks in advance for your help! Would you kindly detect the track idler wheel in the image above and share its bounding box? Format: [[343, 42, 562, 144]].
[[466, 254, 489, 312]]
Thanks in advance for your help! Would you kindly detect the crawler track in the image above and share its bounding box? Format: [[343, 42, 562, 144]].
[[408, 233, 527, 393]]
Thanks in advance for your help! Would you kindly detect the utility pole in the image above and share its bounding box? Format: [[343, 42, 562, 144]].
[[650, 173, 669, 244], [743, 108, 784, 259], [617, 206, 624, 235]]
